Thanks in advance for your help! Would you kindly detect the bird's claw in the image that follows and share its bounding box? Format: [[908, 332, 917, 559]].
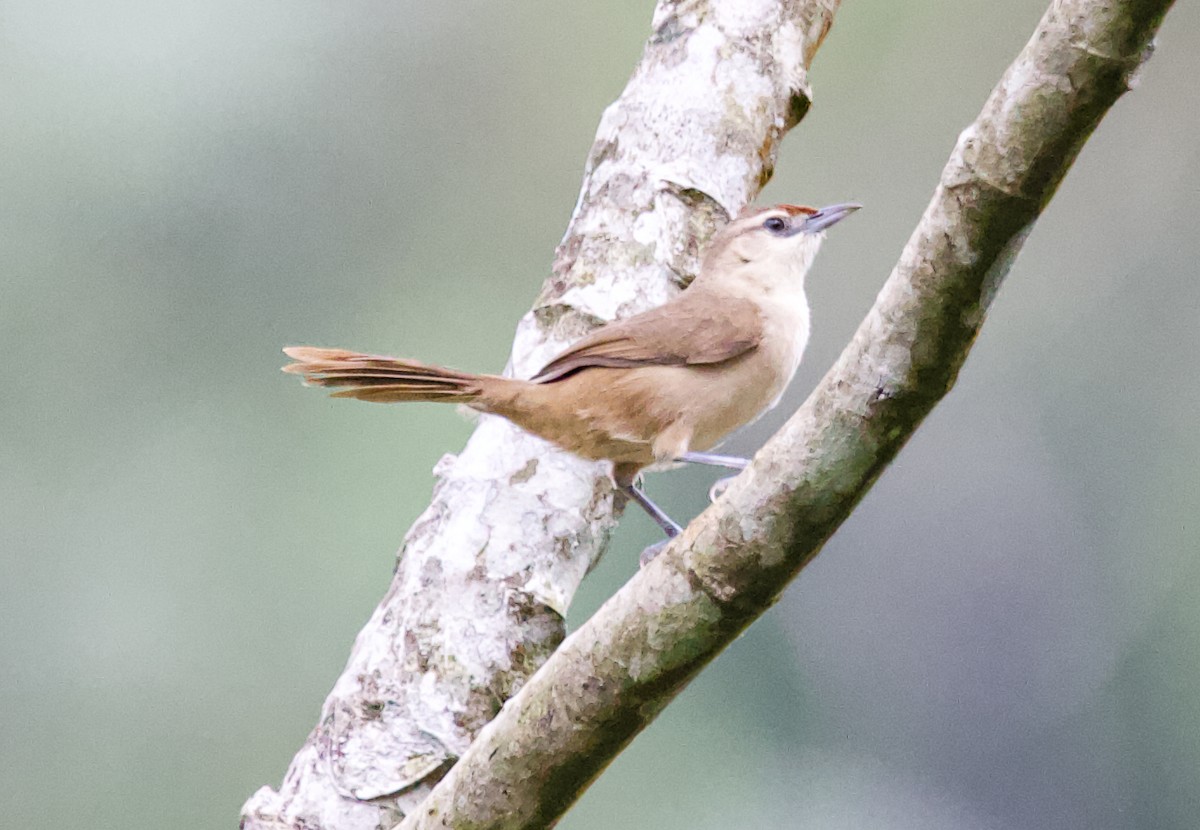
[[708, 475, 737, 503], [639, 539, 670, 567]]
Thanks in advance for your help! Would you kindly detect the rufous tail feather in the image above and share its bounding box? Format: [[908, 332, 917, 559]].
[[283, 346, 494, 404]]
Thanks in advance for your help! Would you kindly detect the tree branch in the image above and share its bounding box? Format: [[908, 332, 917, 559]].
[[396, 0, 1175, 827], [242, 1, 842, 827]]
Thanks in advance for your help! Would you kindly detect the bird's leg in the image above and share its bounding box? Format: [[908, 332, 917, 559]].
[[677, 452, 748, 502], [677, 451, 749, 471], [617, 482, 682, 567], [619, 482, 682, 538]]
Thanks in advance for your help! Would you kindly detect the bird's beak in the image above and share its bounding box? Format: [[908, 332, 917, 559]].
[[797, 202, 862, 235]]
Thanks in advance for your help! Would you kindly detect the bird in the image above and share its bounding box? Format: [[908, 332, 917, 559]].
[[284, 202, 859, 555]]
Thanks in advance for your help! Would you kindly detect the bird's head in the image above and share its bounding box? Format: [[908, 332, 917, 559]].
[[701, 202, 860, 292]]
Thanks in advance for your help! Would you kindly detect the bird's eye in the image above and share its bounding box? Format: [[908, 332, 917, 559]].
[[763, 217, 787, 233]]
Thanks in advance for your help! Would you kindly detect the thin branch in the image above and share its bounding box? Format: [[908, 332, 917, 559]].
[[242, 1, 842, 827], [396, 0, 1175, 827]]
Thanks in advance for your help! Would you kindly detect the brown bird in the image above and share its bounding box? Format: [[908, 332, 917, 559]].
[[284, 202, 859, 553]]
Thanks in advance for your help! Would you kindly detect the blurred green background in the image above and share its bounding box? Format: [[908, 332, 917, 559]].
[[3, 1, 1198, 827]]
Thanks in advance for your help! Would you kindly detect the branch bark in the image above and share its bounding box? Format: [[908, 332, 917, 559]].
[[242, 1, 842, 827], [396, 0, 1175, 827]]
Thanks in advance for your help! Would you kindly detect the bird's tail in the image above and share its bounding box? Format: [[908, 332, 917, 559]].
[[282, 346, 502, 405]]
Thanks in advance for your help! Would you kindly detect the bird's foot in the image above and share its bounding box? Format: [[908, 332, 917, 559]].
[[639, 539, 671, 568], [708, 475, 738, 503]]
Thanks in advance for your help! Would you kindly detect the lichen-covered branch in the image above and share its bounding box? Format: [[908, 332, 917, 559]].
[[241, 2, 842, 827], [396, 1, 1175, 827]]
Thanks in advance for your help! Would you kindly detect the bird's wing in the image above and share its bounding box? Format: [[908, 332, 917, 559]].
[[532, 294, 763, 383]]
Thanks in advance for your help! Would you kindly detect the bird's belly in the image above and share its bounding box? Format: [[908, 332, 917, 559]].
[[684, 352, 794, 452], [503, 370, 664, 466], [571, 350, 795, 460], [496, 345, 799, 468]]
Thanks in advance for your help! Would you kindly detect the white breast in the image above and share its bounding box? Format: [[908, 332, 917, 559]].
[[761, 288, 810, 412]]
